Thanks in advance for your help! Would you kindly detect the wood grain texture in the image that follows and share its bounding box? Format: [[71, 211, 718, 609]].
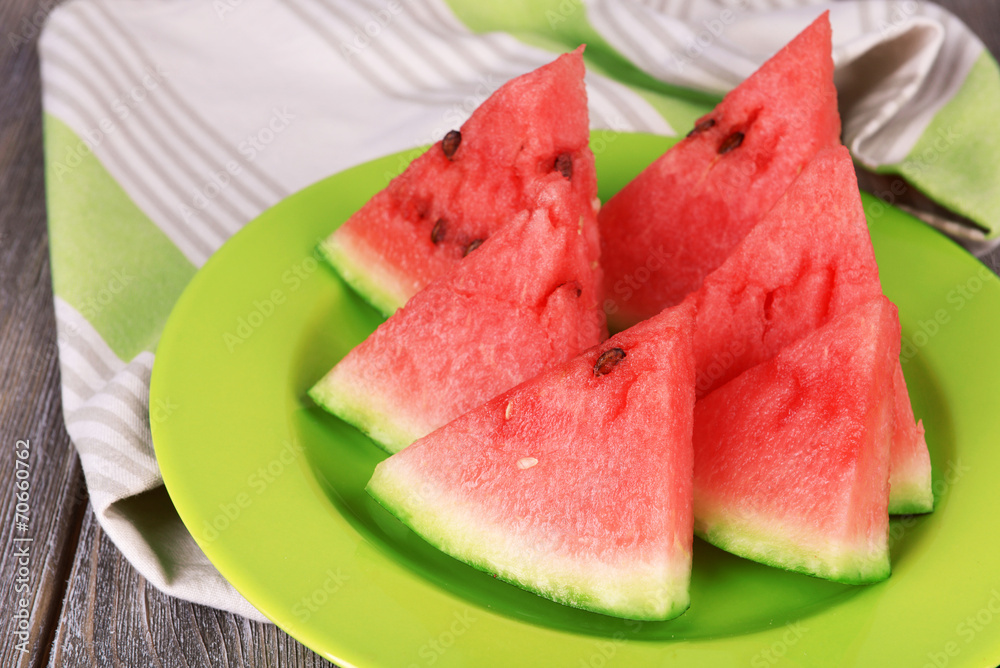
[[0, 0, 997, 666], [47, 505, 335, 668], [0, 0, 90, 666]]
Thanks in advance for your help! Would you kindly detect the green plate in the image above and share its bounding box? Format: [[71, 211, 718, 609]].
[[151, 133, 1000, 667]]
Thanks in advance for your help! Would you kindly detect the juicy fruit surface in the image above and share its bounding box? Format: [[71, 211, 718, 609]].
[[693, 297, 899, 584], [599, 13, 840, 326], [311, 178, 604, 453], [690, 145, 932, 513], [691, 147, 880, 397], [367, 302, 697, 621], [322, 47, 596, 315]]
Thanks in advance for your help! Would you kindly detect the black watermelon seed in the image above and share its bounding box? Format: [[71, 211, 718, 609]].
[[686, 118, 715, 137], [464, 239, 484, 256], [593, 348, 626, 376], [430, 219, 445, 244], [442, 130, 461, 159], [718, 131, 744, 154]]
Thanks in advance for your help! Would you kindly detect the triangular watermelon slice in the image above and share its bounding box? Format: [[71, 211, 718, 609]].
[[599, 12, 840, 327], [691, 146, 933, 514], [310, 177, 604, 453], [693, 297, 898, 584], [320, 47, 597, 315], [367, 301, 696, 620]]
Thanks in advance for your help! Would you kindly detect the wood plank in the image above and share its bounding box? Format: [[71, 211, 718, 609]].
[[47, 505, 335, 668], [0, 0, 91, 666]]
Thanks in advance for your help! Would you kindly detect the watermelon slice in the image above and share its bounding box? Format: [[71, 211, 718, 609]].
[[693, 297, 898, 584], [310, 178, 604, 453], [367, 301, 696, 620], [320, 47, 597, 315], [690, 146, 933, 514], [599, 12, 840, 327]]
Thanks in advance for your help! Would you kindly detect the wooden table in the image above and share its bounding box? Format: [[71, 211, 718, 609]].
[[2, 1, 998, 666]]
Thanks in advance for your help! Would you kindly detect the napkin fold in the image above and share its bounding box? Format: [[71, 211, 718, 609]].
[[40, 0, 1000, 620]]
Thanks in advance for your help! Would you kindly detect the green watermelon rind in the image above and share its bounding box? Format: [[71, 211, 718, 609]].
[[367, 463, 692, 622], [692, 512, 891, 585], [887, 478, 934, 515], [318, 233, 404, 317], [308, 372, 417, 455]]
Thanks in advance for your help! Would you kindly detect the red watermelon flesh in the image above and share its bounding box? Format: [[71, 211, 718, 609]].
[[321, 47, 598, 315], [310, 178, 605, 454], [690, 146, 933, 514], [367, 301, 696, 620], [599, 12, 839, 327], [693, 297, 898, 584], [691, 147, 879, 396]]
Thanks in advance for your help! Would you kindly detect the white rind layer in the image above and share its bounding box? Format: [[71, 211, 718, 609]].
[[692, 501, 890, 585], [319, 231, 408, 317], [309, 366, 423, 454], [368, 456, 691, 621]]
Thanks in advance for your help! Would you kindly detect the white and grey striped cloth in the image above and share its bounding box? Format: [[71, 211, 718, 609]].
[[40, 0, 999, 619]]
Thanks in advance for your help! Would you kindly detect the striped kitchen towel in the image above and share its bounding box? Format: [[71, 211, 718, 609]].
[[39, 0, 1000, 619]]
